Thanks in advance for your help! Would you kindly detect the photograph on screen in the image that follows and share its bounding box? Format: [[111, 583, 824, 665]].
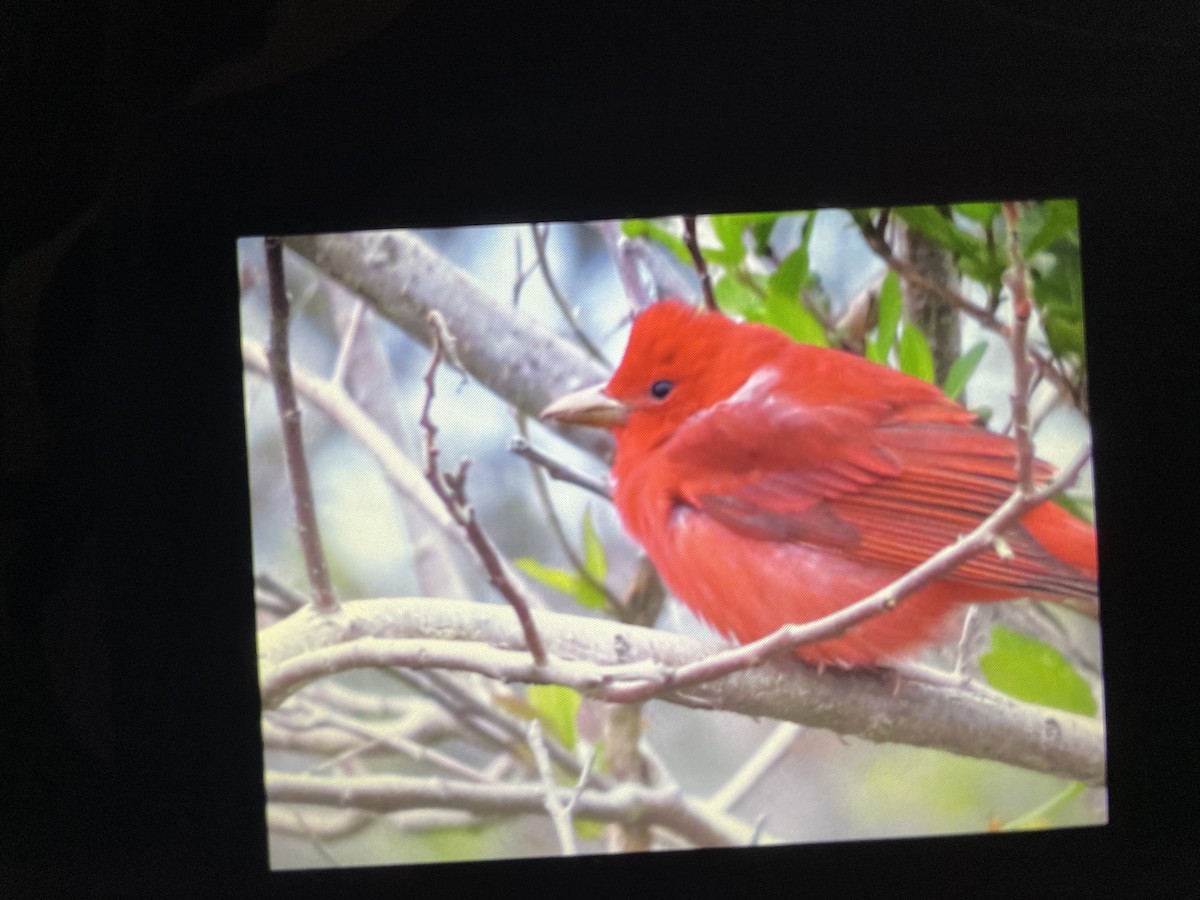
[[240, 202, 1104, 869]]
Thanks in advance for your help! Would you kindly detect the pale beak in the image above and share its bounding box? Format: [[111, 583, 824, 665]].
[[540, 383, 629, 428]]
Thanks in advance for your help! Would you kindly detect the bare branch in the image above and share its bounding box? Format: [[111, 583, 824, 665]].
[[709, 722, 802, 812], [329, 298, 365, 388], [283, 232, 614, 460], [855, 215, 1078, 405], [682, 215, 717, 311], [508, 436, 612, 500], [591, 220, 698, 311], [263, 237, 338, 615], [526, 720, 578, 855], [599, 446, 1092, 705], [267, 770, 756, 848], [243, 338, 465, 552], [530, 223, 610, 365], [1003, 201, 1036, 494], [258, 596, 1105, 784], [512, 418, 621, 612], [421, 312, 548, 665]]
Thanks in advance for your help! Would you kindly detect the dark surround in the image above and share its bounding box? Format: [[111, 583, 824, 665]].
[[5, 1, 1198, 896]]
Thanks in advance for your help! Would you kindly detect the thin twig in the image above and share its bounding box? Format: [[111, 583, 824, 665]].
[[591, 220, 696, 312], [1030, 388, 1064, 435], [420, 311, 548, 665], [266, 770, 757, 848], [600, 444, 1093, 704], [513, 418, 621, 611], [381, 668, 528, 753], [243, 336, 465, 549], [708, 722, 802, 812], [304, 703, 497, 783], [508, 436, 612, 500], [263, 237, 338, 615], [855, 215, 1077, 405], [531, 224, 610, 364], [330, 298, 366, 388], [512, 232, 540, 308], [413, 669, 606, 787], [1003, 201, 1036, 494], [682, 215, 717, 311], [858, 215, 1003, 331], [527, 720, 579, 855]]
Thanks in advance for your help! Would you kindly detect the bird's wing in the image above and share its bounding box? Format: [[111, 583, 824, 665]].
[[665, 386, 1095, 600]]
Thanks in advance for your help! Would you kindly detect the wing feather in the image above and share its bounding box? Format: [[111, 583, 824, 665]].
[[663, 374, 1095, 602]]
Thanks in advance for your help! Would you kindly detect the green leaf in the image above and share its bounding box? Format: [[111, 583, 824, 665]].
[[573, 818, 606, 841], [1031, 245, 1085, 360], [895, 206, 986, 259], [1023, 199, 1079, 258], [1052, 491, 1095, 525], [515, 558, 579, 596], [942, 341, 988, 400], [621, 218, 692, 265], [958, 252, 1009, 293], [709, 214, 749, 266], [515, 558, 607, 610], [580, 508, 606, 582], [713, 273, 764, 319], [898, 322, 936, 383], [979, 626, 1097, 716], [527, 684, 582, 750], [766, 244, 811, 299], [799, 210, 816, 249], [953, 202, 1001, 225], [749, 216, 779, 256], [866, 270, 902, 365], [762, 288, 829, 347]]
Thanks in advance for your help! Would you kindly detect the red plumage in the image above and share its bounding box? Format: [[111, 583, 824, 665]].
[[542, 300, 1098, 667]]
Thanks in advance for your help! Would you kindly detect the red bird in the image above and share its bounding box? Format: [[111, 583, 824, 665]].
[[541, 299, 1098, 668]]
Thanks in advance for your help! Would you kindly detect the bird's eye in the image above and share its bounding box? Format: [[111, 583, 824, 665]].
[[650, 380, 674, 399]]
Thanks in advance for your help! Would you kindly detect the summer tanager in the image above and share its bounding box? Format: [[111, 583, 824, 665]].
[[541, 299, 1098, 668]]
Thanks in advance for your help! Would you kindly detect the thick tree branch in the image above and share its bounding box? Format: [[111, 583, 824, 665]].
[[259, 598, 1105, 784], [283, 233, 614, 460]]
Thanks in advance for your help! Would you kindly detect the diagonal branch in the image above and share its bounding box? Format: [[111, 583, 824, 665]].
[[855, 214, 1078, 404], [598, 446, 1091, 704], [530, 223, 610, 365], [508, 436, 612, 500], [283, 233, 614, 460], [420, 311, 548, 665], [682, 215, 717, 311]]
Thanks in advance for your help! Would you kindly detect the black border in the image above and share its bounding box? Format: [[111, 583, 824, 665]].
[[20, 1, 1200, 895]]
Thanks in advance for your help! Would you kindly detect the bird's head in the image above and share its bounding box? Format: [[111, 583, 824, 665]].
[[540, 300, 789, 458]]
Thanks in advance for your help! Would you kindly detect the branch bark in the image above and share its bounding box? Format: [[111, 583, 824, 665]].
[[259, 598, 1105, 785], [283, 232, 614, 460]]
